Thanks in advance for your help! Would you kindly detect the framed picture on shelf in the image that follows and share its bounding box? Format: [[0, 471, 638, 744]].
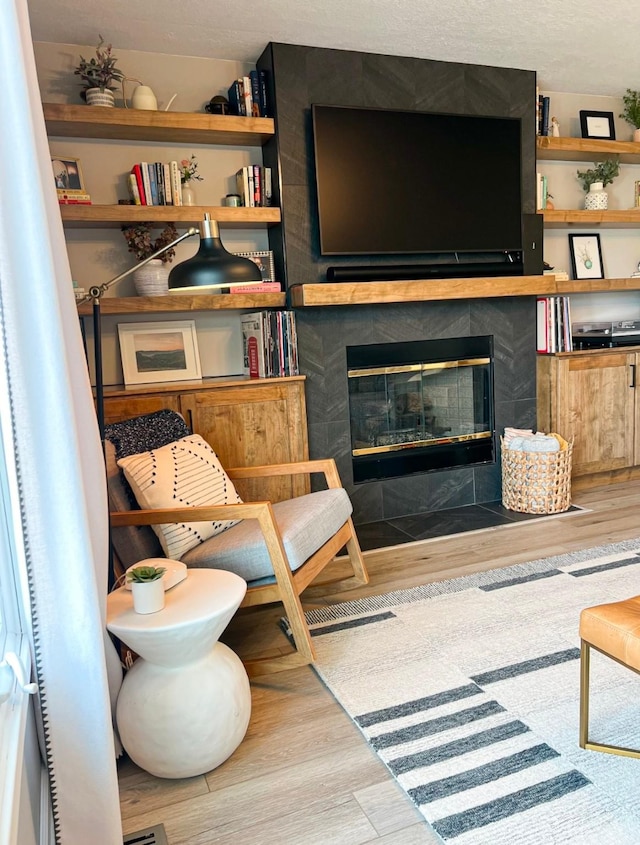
[[233, 250, 276, 282], [117, 320, 202, 386], [579, 110, 616, 140], [51, 156, 86, 195], [568, 233, 605, 280]]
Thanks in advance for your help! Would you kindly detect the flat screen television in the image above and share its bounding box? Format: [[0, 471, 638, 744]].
[[311, 104, 523, 257]]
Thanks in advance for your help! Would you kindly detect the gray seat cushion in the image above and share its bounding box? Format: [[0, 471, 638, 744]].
[[181, 487, 352, 583]]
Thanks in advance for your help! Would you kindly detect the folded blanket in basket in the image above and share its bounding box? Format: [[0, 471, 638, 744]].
[[506, 433, 560, 452]]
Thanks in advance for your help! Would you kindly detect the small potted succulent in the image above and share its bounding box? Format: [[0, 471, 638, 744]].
[[74, 36, 125, 107], [127, 564, 167, 614], [620, 89, 640, 142], [121, 222, 178, 296], [576, 158, 620, 210]]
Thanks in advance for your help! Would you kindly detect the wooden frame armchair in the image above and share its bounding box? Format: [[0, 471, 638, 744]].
[[110, 456, 369, 676]]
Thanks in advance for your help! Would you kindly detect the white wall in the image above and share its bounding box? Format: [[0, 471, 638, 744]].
[[34, 41, 271, 384], [538, 90, 640, 323]]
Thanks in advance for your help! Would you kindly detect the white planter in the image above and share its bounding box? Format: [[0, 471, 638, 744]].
[[585, 181, 608, 210], [181, 180, 197, 206], [85, 88, 115, 107], [634, 128, 640, 143], [131, 579, 165, 614], [133, 259, 170, 296]]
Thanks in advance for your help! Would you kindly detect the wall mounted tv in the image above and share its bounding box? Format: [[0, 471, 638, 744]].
[[311, 104, 523, 257]]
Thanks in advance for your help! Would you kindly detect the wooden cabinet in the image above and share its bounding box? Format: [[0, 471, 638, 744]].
[[103, 376, 309, 502], [537, 349, 640, 486]]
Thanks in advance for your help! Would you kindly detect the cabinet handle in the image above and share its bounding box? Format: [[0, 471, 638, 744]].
[[186, 408, 194, 430], [631, 364, 637, 388]]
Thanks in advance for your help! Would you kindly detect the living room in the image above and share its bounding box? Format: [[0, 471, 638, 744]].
[[4, 1, 640, 843]]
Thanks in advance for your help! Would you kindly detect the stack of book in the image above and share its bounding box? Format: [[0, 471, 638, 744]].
[[235, 166, 272, 207], [241, 310, 298, 378], [227, 70, 271, 117], [537, 296, 572, 353], [536, 172, 549, 209], [128, 161, 183, 206]]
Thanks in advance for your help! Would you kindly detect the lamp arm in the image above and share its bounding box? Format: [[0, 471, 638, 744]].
[[77, 227, 199, 304]]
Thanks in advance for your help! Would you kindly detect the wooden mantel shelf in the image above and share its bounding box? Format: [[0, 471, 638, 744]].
[[289, 275, 640, 307]]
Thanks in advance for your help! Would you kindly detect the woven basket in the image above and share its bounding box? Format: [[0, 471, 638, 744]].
[[501, 436, 574, 514]]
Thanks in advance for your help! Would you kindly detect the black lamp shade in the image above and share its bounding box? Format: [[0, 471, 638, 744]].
[[168, 214, 262, 291]]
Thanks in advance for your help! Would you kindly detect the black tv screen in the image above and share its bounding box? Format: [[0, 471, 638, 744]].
[[312, 104, 523, 256]]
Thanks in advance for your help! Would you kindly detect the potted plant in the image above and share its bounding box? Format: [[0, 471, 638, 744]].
[[121, 222, 178, 295], [74, 36, 125, 108], [620, 89, 640, 141], [179, 155, 204, 206], [576, 158, 620, 210], [127, 564, 167, 614]]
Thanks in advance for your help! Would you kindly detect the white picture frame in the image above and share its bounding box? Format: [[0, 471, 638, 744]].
[[234, 250, 276, 282], [117, 320, 202, 386]]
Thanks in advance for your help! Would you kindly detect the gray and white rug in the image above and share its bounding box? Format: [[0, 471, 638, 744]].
[[299, 539, 640, 844]]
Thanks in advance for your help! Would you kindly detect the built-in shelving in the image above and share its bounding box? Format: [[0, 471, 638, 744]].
[[542, 209, 640, 227], [59, 204, 281, 228], [536, 135, 640, 164], [76, 292, 286, 316], [289, 275, 640, 307]]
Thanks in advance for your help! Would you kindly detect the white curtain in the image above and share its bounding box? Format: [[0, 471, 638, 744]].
[[1, 2, 123, 842]]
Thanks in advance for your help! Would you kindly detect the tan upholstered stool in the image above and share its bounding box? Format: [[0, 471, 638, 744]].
[[579, 596, 640, 758]]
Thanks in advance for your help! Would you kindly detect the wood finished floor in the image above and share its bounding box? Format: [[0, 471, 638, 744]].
[[118, 481, 640, 844]]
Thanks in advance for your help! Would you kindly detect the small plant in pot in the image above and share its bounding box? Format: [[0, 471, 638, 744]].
[[576, 158, 620, 210], [620, 89, 640, 141], [127, 564, 167, 614], [74, 36, 125, 107], [121, 222, 178, 296]]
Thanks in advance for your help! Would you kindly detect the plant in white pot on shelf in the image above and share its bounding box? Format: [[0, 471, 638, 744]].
[[127, 564, 167, 614], [576, 158, 620, 210], [74, 36, 125, 107], [620, 89, 640, 142], [121, 222, 179, 296]]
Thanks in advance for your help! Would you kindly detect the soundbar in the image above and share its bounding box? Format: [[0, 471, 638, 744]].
[[327, 259, 525, 282]]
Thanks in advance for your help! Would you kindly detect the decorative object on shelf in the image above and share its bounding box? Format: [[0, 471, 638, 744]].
[[181, 180, 197, 206], [169, 213, 262, 292], [576, 158, 620, 209], [568, 233, 605, 280], [117, 320, 202, 386], [74, 35, 125, 107], [579, 110, 616, 140], [179, 155, 203, 206], [126, 564, 167, 614], [224, 193, 241, 207], [551, 116, 560, 137], [204, 95, 230, 115], [619, 89, 640, 142], [121, 77, 158, 110], [233, 250, 275, 282], [121, 222, 179, 295], [51, 156, 89, 201]]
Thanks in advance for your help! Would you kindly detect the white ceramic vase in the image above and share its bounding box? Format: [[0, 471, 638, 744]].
[[634, 128, 640, 143], [584, 181, 608, 210], [85, 88, 115, 107], [131, 579, 165, 614], [181, 180, 197, 206], [133, 259, 170, 296]]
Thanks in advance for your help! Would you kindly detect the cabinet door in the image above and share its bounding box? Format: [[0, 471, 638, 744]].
[[561, 353, 635, 476], [180, 380, 309, 502], [102, 394, 181, 426]]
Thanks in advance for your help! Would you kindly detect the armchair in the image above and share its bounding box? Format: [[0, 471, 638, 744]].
[[105, 411, 369, 676]]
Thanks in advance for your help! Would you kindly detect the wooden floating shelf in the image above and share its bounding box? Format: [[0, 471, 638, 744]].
[[537, 135, 640, 163], [76, 293, 286, 316], [43, 103, 275, 145], [59, 204, 281, 228], [289, 275, 640, 307], [543, 209, 640, 227]]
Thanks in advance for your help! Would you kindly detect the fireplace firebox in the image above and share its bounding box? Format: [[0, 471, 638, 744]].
[[347, 336, 495, 482]]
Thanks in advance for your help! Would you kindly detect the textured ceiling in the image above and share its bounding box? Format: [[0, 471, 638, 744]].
[[25, 0, 640, 97]]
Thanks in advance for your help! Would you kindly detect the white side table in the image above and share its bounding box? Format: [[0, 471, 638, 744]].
[[107, 569, 251, 779]]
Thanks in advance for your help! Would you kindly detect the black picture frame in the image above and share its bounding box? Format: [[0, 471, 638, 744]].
[[568, 233, 605, 280], [579, 110, 616, 140]]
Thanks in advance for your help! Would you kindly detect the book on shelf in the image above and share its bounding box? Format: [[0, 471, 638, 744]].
[[58, 192, 92, 204], [241, 310, 299, 378], [536, 295, 572, 353], [228, 281, 281, 294], [537, 94, 551, 135], [169, 161, 183, 206], [234, 166, 273, 207], [227, 69, 271, 117], [536, 172, 548, 209], [127, 173, 142, 205], [242, 74, 254, 117], [228, 78, 245, 116]]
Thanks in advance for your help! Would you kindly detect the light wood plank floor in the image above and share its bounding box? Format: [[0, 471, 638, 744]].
[[118, 481, 640, 843]]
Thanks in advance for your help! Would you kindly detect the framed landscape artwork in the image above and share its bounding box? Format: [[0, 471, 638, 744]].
[[117, 321, 202, 386]]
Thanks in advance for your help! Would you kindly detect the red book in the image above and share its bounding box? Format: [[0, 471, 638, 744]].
[[131, 164, 147, 205]]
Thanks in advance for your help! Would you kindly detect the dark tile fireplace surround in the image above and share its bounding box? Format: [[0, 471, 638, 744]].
[[258, 43, 538, 529]]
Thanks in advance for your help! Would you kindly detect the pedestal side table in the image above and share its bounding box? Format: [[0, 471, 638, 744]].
[[107, 569, 251, 779]]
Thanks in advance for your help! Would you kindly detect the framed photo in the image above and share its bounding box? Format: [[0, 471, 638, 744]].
[[234, 250, 275, 282], [117, 321, 202, 386], [579, 110, 616, 141], [568, 234, 605, 280], [51, 156, 86, 195]]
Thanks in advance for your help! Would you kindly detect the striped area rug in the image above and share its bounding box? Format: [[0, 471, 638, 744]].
[[300, 539, 640, 844]]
